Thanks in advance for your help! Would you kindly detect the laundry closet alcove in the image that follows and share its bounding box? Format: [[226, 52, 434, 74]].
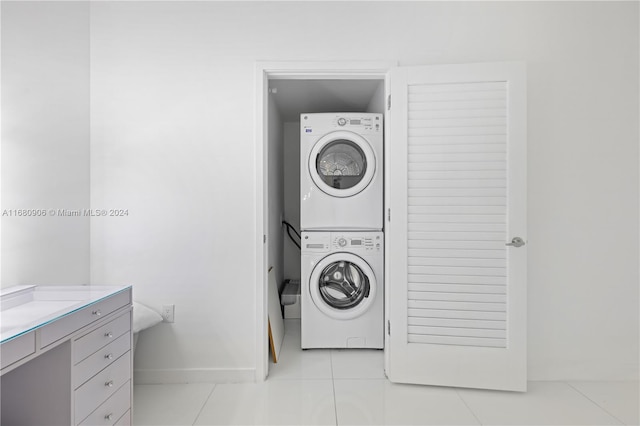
[[255, 61, 527, 392]]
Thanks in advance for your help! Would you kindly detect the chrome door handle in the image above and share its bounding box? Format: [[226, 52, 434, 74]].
[[506, 237, 525, 247]]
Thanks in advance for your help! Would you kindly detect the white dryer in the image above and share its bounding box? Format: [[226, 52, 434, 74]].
[[301, 231, 384, 349], [300, 113, 383, 231]]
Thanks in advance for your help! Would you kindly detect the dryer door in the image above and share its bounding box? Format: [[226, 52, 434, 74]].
[[309, 252, 377, 320], [309, 130, 376, 198]]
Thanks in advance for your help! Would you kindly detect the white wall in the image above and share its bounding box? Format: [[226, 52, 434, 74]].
[[366, 81, 385, 115], [267, 95, 284, 290], [86, 1, 638, 382], [1, 2, 90, 288], [282, 122, 301, 282]]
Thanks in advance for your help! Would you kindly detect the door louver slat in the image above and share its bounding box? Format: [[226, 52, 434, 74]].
[[407, 82, 508, 349]]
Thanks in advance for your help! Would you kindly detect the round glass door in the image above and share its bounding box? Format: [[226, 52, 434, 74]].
[[316, 140, 367, 191], [309, 253, 377, 320], [318, 260, 370, 310], [309, 131, 376, 198]]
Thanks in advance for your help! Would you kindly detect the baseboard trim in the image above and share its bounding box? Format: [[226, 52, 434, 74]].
[[134, 367, 256, 384]]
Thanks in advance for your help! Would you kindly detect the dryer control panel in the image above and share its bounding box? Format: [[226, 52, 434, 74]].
[[301, 113, 382, 135], [302, 232, 382, 253]]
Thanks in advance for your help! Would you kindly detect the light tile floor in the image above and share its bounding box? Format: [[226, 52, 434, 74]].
[[134, 320, 639, 426]]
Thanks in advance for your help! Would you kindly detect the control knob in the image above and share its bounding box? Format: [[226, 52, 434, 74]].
[[337, 117, 347, 126], [337, 238, 347, 247]]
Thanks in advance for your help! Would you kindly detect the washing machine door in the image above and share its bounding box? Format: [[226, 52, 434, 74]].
[[309, 252, 377, 320], [308, 130, 376, 198]]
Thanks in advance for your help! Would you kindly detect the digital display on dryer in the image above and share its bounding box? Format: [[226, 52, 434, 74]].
[[350, 119, 361, 125], [351, 240, 362, 245]]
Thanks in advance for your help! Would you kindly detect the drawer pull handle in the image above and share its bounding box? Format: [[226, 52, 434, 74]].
[[105, 413, 114, 421], [105, 380, 114, 387], [92, 309, 102, 316], [105, 332, 114, 338], [105, 353, 114, 360]]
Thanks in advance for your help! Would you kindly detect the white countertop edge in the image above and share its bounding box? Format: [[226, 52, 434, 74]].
[[1, 285, 132, 344]]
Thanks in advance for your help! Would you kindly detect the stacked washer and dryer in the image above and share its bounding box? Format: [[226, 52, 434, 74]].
[[299, 113, 384, 349]]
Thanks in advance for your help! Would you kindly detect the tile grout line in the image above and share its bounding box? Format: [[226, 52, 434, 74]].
[[269, 377, 336, 381], [330, 350, 339, 426], [191, 384, 217, 426], [454, 388, 484, 426], [564, 381, 627, 425]]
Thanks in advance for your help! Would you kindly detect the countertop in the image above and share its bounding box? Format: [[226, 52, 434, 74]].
[[0, 285, 132, 343]]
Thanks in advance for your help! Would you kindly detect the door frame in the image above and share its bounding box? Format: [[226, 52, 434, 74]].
[[254, 61, 395, 381]]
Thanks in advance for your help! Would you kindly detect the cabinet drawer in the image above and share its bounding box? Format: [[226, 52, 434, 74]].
[[78, 380, 131, 426], [75, 332, 131, 389], [0, 331, 35, 370], [114, 410, 131, 426], [41, 290, 131, 348], [75, 312, 130, 363], [75, 351, 131, 422]]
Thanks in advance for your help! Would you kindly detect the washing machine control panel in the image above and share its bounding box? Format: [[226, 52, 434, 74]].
[[332, 233, 382, 252], [302, 232, 383, 253], [302, 232, 331, 252]]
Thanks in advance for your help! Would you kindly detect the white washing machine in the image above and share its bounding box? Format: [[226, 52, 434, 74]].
[[300, 113, 383, 231], [301, 231, 384, 349]]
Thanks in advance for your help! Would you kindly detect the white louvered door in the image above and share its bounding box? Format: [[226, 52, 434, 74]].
[[386, 62, 527, 391]]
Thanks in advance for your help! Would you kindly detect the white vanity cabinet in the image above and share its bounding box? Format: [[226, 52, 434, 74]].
[[72, 303, 132, 425], [0, 285, 133, 426]]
